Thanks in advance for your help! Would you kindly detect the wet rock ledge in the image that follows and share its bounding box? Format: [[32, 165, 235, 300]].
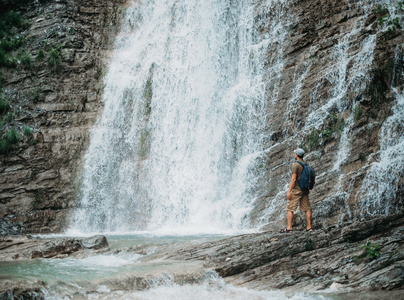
[[0, 214, 403, 298], [149, 213, 404, 293], [0, 234, 108, 261]]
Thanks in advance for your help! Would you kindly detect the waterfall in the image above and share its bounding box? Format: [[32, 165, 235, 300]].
[[359, 49, 404, 215], [70, 0, 269, 234]]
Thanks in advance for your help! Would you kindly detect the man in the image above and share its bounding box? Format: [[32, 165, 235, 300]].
[[279, 148, 312, 233]]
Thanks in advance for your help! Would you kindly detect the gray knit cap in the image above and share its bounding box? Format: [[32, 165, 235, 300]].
[[294, 148, 305, 157]]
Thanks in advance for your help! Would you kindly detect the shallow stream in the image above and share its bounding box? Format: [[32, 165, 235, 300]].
[[0, 234, 340, 300]]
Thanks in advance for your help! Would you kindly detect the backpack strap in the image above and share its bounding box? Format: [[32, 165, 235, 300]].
[[296, 161, 307, 168]]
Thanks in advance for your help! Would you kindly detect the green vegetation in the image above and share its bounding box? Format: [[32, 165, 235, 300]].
[[0, 11, 24, 39], [375, 4, 389, 27], [36, 48, 45, 61], [0, 70, 4, 87], [24, 126, 32, 136], [374, 3, 403, 40], [322, 112, 346, 144], [306, 113, 346, 150], [0, 96, 10, 114], [353, 241, 381, 264], [329, 112, 338, 124], [308, 130, 319, 150], [0, 10, 28, 68], [321, 128, 333, 144], [0, 35, 25, 53], [48, 48, 61, 72], [6, 111, 14, 123], [361, 242, 381, 260], [374, 4, 389, 16], [0, 138, 8, 155], [396, 1, 404, 12], [20, 51, 32, 69], [368, 67, 390, 108], [7, 127, 19, 143], [0, 94, 18, 126], [32, 86, 41, 103], [0, 126, 20, 155], [305, 233, 316, 251]]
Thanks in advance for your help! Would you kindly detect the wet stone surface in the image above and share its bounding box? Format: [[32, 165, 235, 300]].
[[0, 215, 403, 298]]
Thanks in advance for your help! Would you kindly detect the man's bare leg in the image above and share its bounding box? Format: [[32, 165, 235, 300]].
[[306, 210, 312, 230], [287, 210, 294, 230]]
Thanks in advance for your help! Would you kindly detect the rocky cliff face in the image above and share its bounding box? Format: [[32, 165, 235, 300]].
[[0, 0, 403, 234], [249, 0, 404, 230], [0, 0, 127, 234]]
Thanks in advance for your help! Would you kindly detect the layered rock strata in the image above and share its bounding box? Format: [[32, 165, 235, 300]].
[[150, 214, 404, 292], [0, 0, 127, 234]]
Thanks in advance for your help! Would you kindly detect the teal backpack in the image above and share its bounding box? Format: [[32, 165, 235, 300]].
[[296, 161, 316, 190]]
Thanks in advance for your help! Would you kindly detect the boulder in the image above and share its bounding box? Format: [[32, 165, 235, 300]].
[[81, 235, 108, 250]]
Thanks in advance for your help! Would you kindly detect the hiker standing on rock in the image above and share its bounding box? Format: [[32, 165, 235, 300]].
[[279, 148, 315, 233]]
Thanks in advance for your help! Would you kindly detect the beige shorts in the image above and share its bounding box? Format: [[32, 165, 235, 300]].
[[286, 189, 310, 212]]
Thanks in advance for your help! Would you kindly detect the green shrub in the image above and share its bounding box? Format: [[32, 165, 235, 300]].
[[397, 1, 404, 12], [0, 138, 10, 155], [374, 4, 389, 16], [330, 112, 338, 124], [0, 97, 10, 114], [32, 86, 41, 103], [0, 70, 4, 87], [308, 130, 319, 150], [24, 126, 32, 136], [0, 36, 25, 53], [6, 127, 19, 144], [36, 48, 45, 61], [305, 233, 316, 251], [3, 11, 23, 28], [0, 49, 7, 66], [321, 128, 333, 144], [20, 51, 32, 69], [373, 3, 402, 39], [360, 242, 381, 260], [0, 127, 20, 155], [0, 50, 17, 68], [388, 17, 402, 29], [48, 48, 61, 72], [6, 111, 14, 123], [0, 11, 23, 40], [8, 56, 18, 67]]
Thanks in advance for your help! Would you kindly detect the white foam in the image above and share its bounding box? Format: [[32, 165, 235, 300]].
[[85, 272, 331, 300]]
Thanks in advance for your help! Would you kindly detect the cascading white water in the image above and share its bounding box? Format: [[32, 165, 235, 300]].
[[70, 0, 270, 234], [260, 0, 380, 223], [359, 49, 404, 215]]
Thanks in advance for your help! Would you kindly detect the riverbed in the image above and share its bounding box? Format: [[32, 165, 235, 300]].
[[0, 234, 333, 299]]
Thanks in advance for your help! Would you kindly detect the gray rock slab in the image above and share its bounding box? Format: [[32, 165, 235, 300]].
[[81, 235, 108, 250]]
